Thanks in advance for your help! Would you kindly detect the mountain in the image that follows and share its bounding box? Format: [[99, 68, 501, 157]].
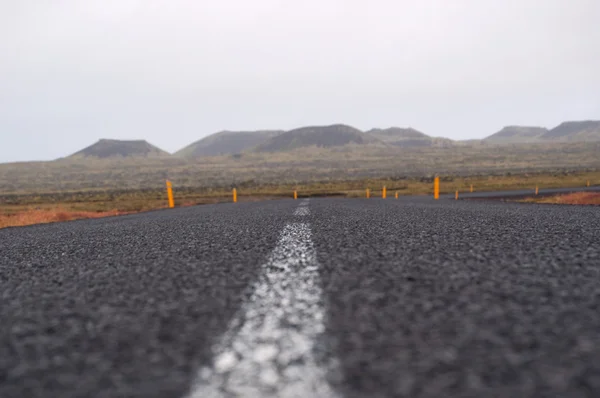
[[61, 119, 600, 161], [484, 126, 548, 143], [541, 120, 600, 141], [485, 121, 600, 144], [366, 127, 454, 147], [254, 124, 379, 152], [69, 139, 170, 159], [175, 130, 284, 158]]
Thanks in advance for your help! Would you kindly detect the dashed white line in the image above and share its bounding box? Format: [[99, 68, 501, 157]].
[[297, 199, 310, 207], [293, 207, 310, 216], [186, 220, 339, 398]]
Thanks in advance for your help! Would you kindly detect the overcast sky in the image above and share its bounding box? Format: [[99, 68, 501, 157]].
[[1, 0, 599, 162]]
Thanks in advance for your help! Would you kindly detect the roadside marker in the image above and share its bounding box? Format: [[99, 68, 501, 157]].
[[434, 177, 440, 200], [455, 190, 459, 200], [294, 190, 298, 200], [166, 180, 175, 209], [233, 188, 238, 203], [470, 184, 474, 193], [587, 180, 591, 187], [535, 186, 539, 195], [382, 186, 387, 199], [395, 192, 399, 199], [366, 188, 370, 199]]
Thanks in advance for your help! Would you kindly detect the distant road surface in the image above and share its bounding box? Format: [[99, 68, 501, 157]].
[[1, 194, 600, 397]]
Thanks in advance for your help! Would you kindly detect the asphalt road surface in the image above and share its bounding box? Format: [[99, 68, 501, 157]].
[[1, 195, 600, 397]]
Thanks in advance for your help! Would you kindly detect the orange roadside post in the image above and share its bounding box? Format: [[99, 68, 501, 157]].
[[166, 180, 174, 208], [434, 176, 440, 200]]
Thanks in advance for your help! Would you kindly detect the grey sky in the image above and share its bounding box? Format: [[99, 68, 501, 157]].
[[1, 0, 599, 162]]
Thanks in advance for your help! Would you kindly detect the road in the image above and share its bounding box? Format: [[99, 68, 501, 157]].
[[1, 195, 600, 397]]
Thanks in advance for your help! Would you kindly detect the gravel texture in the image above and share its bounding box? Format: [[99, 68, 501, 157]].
[[1, 195, 600, 397], [0, 202, 291, 398], [311, 197, 600, 397]]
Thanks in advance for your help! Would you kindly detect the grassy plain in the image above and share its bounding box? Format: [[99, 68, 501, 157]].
[[1, 169, 599, 228], [520, 192, 600, 206], [2, 142, 600, 228], [2, 141, 599, 194]]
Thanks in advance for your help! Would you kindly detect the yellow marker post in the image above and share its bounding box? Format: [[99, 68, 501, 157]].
[[382, 186, 387, 199], [395, 192, 399, 199], [434, 176, 440, 200], [294, 190, 298, 200], [535, 186, 539, 195], [233, 188, 238, 203], [166, 180, 174, 209], [587, 180, 591, 187], [366, 188, 370, 199], [470, 184, 474, 193], [455, 190, 459, 200]]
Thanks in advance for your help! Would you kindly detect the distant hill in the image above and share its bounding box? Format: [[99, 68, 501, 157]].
[[541, 120, 600, 141], [175, 130, 284, 158], [484, 126, 548, 144], [53, 118, 600, 161], [366, 127, 454, 147], [484, 121, 600, 144], [69, 139, 169, 159], [254, 124, 379, 152]]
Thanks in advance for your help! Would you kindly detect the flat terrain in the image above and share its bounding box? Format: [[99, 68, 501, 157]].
[[1, 195, 600, 397], [2, 142, 600, 194], [2, 170, 599, 228], [520, 192, 600, 205]]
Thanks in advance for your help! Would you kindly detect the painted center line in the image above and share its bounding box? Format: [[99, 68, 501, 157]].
[[186, 222, 339, 398], [297, 199, 310, 207], [293, 207, 310, 216]]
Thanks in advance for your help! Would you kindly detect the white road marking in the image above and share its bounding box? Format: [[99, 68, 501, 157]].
[[293, 207, 310, 216], [186, 221, 339, 398], [298, 199, 310, 207]]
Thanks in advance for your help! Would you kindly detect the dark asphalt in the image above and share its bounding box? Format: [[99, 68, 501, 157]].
[[1, 195, 600, 397]]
